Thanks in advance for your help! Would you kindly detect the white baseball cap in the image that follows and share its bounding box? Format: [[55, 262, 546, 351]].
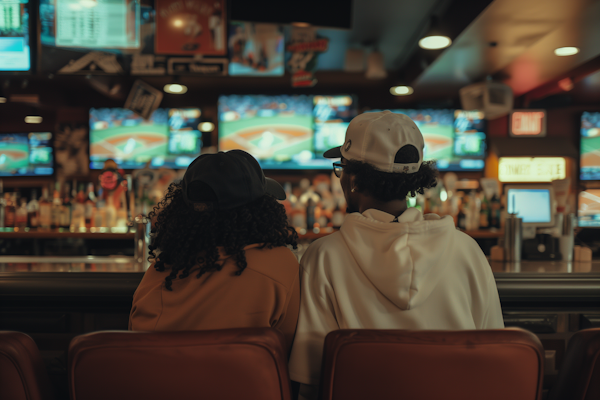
[[323, 110, 425, 173]]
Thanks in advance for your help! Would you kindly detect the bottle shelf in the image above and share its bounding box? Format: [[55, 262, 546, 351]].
[[0, 228, 135, 240]]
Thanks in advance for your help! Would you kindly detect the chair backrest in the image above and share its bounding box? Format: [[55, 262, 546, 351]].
[[320, 328, 544, 400], [69, 328, 292, 400], [0, 331, 54, 400], [548, 328, 600, 400]]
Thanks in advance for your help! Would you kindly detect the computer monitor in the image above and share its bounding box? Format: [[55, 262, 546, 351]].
[[580, 111, 600, 181], [218, 94, 315, 169], [366, 109, 486, 171], [89, 108, 202, 170], [578, 189, 600, 228], [505, 185, 555, 229], [0, 0, 31, 71], [0, 132, 54, 176]]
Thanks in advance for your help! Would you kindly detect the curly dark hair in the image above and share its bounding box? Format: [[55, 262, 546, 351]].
[[344, 159, 439, 202], [148, 181, 298, 291]]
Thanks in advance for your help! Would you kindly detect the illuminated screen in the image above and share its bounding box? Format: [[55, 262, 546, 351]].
[[578, 189, 600, 228], [218, 95, 314, 169], [228, 22, 284, 76], [40, 0, 140, 49], [0, 0, 30, 71], [507, 188, 552, 224], [89, 108, 201, 170], [580, 112, 600, 181], [368, 109, 486, 171], [0, 133, 53, 176]]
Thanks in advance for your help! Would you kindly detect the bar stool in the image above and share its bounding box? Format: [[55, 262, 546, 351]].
[[320, 328, 544, 400], [548, 328, 600, 400], [0, 331, 54, 400], [69, 328, 292, 400]]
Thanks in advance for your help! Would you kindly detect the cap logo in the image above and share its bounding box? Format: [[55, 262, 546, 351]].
[[343, 140, 352, 152], [403, 166, 409, 173]]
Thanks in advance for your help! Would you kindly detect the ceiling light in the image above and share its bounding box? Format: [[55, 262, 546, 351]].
[[554, 47, 579, 56], [292, 22, 311, 28], [25, 116, 43, 124], [419, 35, 452, 50], [198, 122, 215, 132], [0, 97, 6, 103], [390, 86, 414, 96], [163, 83, 188, 94]]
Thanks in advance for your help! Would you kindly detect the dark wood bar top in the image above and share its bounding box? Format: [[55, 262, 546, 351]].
[[0, 228, 136, 239]]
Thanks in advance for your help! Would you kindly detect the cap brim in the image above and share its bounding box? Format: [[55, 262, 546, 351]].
[[323, 146, 342, 159], [265, 178, 286, 200]]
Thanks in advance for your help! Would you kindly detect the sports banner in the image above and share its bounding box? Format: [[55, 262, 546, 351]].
[[286, 26, 329, 88]]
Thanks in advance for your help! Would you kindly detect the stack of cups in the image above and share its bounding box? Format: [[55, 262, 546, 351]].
[[504, 213, 523, 262], [560, 213, 576, 262]]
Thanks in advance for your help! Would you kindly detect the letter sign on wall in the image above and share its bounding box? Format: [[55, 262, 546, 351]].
[[510, 110, 547, 137]]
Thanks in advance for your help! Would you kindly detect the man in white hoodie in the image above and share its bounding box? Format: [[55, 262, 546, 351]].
[[288, 110, 504, 400]]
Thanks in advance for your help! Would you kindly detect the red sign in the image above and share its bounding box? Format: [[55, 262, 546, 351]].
[[155, 0, 226, 56], [510, 110, 546, 137]]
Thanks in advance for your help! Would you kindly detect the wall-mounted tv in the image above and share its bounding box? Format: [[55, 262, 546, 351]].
[[0, 132, 53, 176], [580, 111, 600, 181], [367, 109, 487, 172], [0, 0, 31, 71], [89, 108, 202, 170], [578, 189, 600, 228]]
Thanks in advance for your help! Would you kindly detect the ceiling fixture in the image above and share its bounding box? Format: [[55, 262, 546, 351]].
[[198, 122, 215, 132], [390, 86, 414, 96], [0, 97, 6, 103], [292, 22, 311, 28], [554, 47, 579, 56], [419, 35, 452, 50], [25, 116, 43, 124], [163, 83, 188, 94]]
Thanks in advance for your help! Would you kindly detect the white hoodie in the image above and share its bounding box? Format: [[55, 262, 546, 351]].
[[288, 208, 504, 385]]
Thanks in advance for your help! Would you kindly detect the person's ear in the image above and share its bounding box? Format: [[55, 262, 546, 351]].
[[349, 175, 358, 193]]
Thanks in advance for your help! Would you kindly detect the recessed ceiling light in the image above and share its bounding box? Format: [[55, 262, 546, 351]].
[[419, 35, 452, 50], [198, 122, 215, 132], [25, 116, 43, 124], [163, 83, 188, 94], [554, 47, 579, 56], [292, 22, 311, 28], [0, 97, 6, 103], [390, 86, 414, 96]]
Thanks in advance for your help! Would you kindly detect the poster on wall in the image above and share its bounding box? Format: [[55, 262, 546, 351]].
[[286, 26, 329, 87], [55, 123, 89, 178], [228, 21, 284, 76], [155, 0, 226, 56]]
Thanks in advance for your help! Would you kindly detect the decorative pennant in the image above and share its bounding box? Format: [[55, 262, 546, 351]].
[[124, 80, 163, 120]]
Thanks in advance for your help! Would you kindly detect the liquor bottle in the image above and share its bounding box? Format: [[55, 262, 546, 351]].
[[71, 184, 86, 229], [27, 190, 40, 228], [60, 182, 72, 229], [306, 198, 316, 230], [0, 180, 5, 229], [15, 198, 28, 229], [4, 193, 16, 228], [84, 183, 96, 228], [39, 186, 52, 229], [51, 182, 61, 229]]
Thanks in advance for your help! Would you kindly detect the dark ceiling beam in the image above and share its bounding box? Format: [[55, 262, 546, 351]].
[[520, 53, 600, 107], [397, 0, 494, 86]]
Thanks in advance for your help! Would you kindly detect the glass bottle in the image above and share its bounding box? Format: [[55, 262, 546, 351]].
[[39, 186, 52, 229], [27, 190, 40, 228], [51, 182, 61, 229], [4, 193, 16, 228], [15, 198, 28, 229], [60, 182, 72, 229]]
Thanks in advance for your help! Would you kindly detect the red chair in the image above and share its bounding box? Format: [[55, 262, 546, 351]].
[[548, 328, 600, 400], [320, 328, 544, 400], [69, 328, 292, 400], [0, 331, 54, 400]]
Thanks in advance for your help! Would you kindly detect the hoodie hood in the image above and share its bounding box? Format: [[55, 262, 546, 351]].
[[339, 208, 457, 310]]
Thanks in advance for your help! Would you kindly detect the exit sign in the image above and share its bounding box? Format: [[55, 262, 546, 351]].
[[510, 110, 547, 137]]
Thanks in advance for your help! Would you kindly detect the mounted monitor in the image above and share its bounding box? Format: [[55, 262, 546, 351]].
[[580, 111, 600, 181], [89, 108, 201, 170], [0, 0, 31, 71], [505, 184, 555, 229], [0, 133, 53, 176], [367, 109, 486, 172], [312, 94, 357, 167], [578, 189, 600, 228], [218, 94, 315, 169]]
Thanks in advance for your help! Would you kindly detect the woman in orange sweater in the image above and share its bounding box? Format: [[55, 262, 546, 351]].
[[129, 150, 300, 353]]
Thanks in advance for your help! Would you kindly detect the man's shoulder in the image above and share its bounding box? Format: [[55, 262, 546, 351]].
[[300, 231, 346, 272]]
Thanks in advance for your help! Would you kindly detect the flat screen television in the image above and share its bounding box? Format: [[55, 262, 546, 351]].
[[228, 22, 284, 77], [0, 132, 53, 176], [89, 107, 202, 170], [368, 109, 487, 172], [0, 0, 31, 71], [312, 95, 357, 167], [578, 189, 600, 228], [580, 111, 600, 181], [40, 0, 140, 49], [218, 94, 315, 169]]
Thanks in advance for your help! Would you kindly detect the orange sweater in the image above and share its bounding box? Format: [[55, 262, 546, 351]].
[[129, 244, 300, 353]]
